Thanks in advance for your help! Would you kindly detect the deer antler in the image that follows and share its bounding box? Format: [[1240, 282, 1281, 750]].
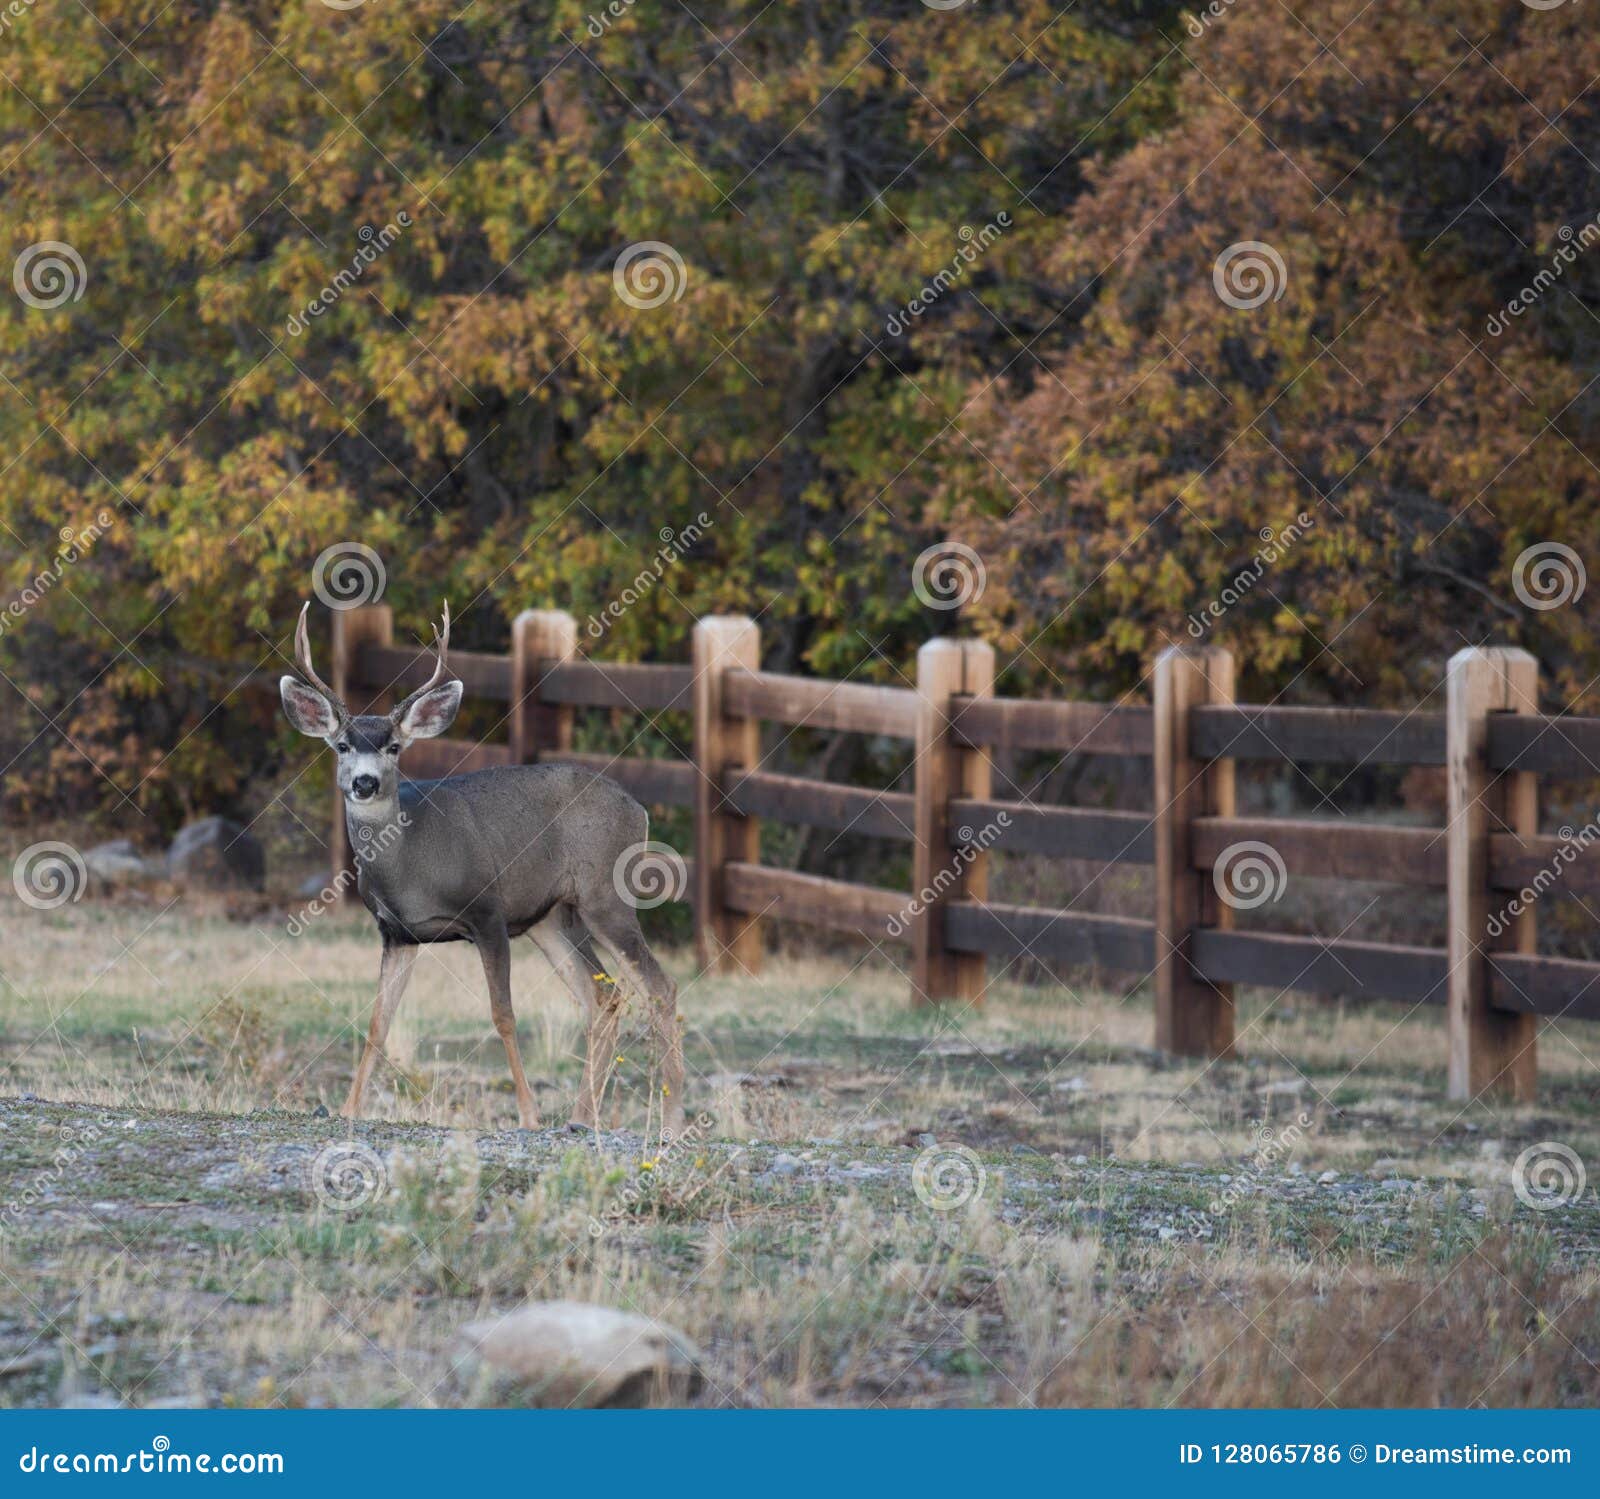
[[293, 601, 348, 721], [394, 601, 453, 718]]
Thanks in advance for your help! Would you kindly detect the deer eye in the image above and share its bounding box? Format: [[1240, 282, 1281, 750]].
[[385, 742, 400, 755], [336, 742, 350, 754]]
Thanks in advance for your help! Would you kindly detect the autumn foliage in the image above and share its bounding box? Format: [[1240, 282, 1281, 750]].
[[0, 0, 1594, 822]]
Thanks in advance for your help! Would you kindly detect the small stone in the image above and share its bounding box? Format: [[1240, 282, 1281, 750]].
[[166, 816, 265, 891], [1318, 1170, 1339, 1184], [769, 1153, 802, 1176], [1069, 1154, 1089, 1167], [84, 840, 157, 886], [311, 1104, 330, 1120], [1158, 1226, 1178, 1242], [458, 1302, 701, 1407]]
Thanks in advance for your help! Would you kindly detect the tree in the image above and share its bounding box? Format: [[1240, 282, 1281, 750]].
[[0, 1, 1177, 821], [946, 0, 1599, 711]]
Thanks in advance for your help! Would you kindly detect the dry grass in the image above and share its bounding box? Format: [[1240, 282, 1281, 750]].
[[2, 889, 1599, 1409]]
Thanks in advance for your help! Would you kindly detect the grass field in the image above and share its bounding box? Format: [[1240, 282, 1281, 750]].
[[2, 892, 1599, 1408]]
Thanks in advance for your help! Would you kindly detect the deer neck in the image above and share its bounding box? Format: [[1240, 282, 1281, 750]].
[[345, 796, 412, 872]]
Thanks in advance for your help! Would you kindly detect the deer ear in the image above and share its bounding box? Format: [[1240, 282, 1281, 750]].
[[281, 676, 341, 738], [396, 680, 462, 741]]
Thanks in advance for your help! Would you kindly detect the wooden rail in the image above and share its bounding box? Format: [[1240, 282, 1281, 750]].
[[1190, 705, 1447, 765], [725, 770, 914, 840], [327, 606, 1600, 1103], [724, 669, 918, 738], [950, 697, 1151, 755]]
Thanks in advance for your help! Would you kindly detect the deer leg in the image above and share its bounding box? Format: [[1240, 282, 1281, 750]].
[[581, 902, 685, 1140], [341, 943, 416, 1120], [529, 907, 620, 1131], [477, 918, 539, 1129]]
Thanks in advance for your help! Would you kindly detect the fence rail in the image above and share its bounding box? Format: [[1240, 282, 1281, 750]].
[[326, 607, 1600, 1104]]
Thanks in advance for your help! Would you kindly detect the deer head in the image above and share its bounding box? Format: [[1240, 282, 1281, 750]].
[[280, 601, 463, 810]]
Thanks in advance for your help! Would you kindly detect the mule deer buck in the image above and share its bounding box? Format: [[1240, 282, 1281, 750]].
[[280, 601, 685, 1137]]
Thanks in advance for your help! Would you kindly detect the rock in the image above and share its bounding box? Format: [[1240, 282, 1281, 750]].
[[458, 1302, 701, 1407], [1053, 1076, 1089, 1093], [166, 817, 265, 891], [769, 1152, 802, 1176], [84, 840, 156, 886], [1069, 1154, 1089, 1166], [1317, 1170, 1339, 1184]]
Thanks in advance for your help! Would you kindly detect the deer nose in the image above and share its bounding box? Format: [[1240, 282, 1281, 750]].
[[351, 774, 380, 800]]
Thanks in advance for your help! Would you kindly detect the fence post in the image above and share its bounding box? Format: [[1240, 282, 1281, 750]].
[[510, 610, 576, 764], [1152, 644, 1235, 1057], [911, 638, 994, 1005], [1446, 646, 1539, 1101], [692, 616, 762, 975], [328, 603, 393, 889]]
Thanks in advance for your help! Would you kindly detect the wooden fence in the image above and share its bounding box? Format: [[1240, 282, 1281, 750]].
[[325, 606, 1600, 1103]]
